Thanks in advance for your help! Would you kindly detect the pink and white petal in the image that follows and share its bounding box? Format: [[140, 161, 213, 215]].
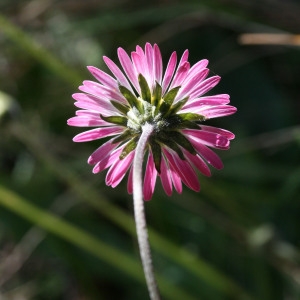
[[189, 76, 221, 99], [106, 151, 135, 187], [88, 139, 120, 165], [87, 66, 118, 89], [171, 152, 200, 191], [117, 47, 140, 93], [183, 129, 230, 149], [74, 100, 104, 113], [198, 105, 237, 119], [75, 110, 114, 123], [103, 56, 134, 93], [143, 152, 158, 201], [163, 149, 200, 192], [175, 68, 209, 101], [131, 52, 151, 86], [169, 163, 182, 194], [131, 52, 145, 77], [162, 51, 177, 94], [200, 125, 235, 140], [169, 61, 190, 90], [67, 116, 108, 127], [73, 126, 124, 142], [187, 137, 224, 169], [178, 49, 189, 67], [79, 81, 126, 104], [72, 93, 117, 114], [92, 146, 123, 174], [75, 110, 101, 117], [159, 155, 173, 196], [135, 45, 145, 57], [145, 43, 154, 86], [182, 94, 230, 111], [183, 149, 211, 177], [153, 44, 163, 85], [169, 49, 189, 90], [186, 59, 209, 79]]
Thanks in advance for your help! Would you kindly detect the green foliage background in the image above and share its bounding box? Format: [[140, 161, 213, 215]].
[[0, 0, 300, 299]]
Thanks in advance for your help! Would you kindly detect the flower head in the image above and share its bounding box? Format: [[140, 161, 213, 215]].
[[68, 43, 236, 200]]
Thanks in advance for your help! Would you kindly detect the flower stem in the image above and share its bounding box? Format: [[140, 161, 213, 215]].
[[133, 122, 160, 300]]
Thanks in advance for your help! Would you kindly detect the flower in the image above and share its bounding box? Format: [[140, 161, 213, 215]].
[[68, 43, 236, 200]]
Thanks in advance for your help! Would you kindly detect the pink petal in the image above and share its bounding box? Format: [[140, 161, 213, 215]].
[[175, 68, 209, 101], [87, 66, 118, 89], [163, 149, 200, 192], [189, 76, 221, 99], [159, 155, 173, 196], [92, 146, 123, 174], [162, 51, 177, 94], [178, 59, 209, 94], [168, 49, 189, 91], [169, 61, 190, 90], [182, 94, 230, 111], [117, 47, 140, 93], [153, 44, 163, 84], [145, 43, 154, 87], [73, 126, 124, 142], [187, 137, 224, 169], [183, 129, 230, 149], [200, 125, 235, 140], [79, 81, 126, 104], [135, 45, 145, 56], [198, 105, 237, 119], [131, 52, 147, 80], [88, 139, 119, 165], [178, 49, 189, 67], [185, 59, 209, 80], [72, 93, 117, 114], [169, 163, 182, 194], [75, 110, 101, 117], [143, 152, 158, 201], [103, 56, 134, 93], [106, 151, 135, 187], [67, 116, 108, 127], [183, 149, 211, 177]]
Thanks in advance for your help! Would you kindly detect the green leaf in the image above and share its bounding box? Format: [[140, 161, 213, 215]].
[[149, 138, 162, 173], [118, 84, 143, 113], [166, 97, 189, 116], [156, 86, 181, 116], [138, 74, 151, 103], [173, 120, 200, 130], [151, 81, 162, 106], [110, 100, 130, 115], [111, 129, 134, 144], [177, 112, 206, 122], [164, 86, 181, 105], [120, 137, 138, 159], [100, 115, 127, 126], [169, 131, 196, 155], [155, 132, 185, 160]]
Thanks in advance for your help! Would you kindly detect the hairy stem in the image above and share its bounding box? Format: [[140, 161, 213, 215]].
[[132, 122, 160, 300]]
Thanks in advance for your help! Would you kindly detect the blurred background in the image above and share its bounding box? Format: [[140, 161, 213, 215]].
[[0, 0, 300, 299]]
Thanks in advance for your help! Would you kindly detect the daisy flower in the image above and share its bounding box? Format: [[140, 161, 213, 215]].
[[68, 43, 236, 300], [68, 43, 236, 200]]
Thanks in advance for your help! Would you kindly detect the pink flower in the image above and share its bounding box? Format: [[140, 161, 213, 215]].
[[68, 43, 236, 200]]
